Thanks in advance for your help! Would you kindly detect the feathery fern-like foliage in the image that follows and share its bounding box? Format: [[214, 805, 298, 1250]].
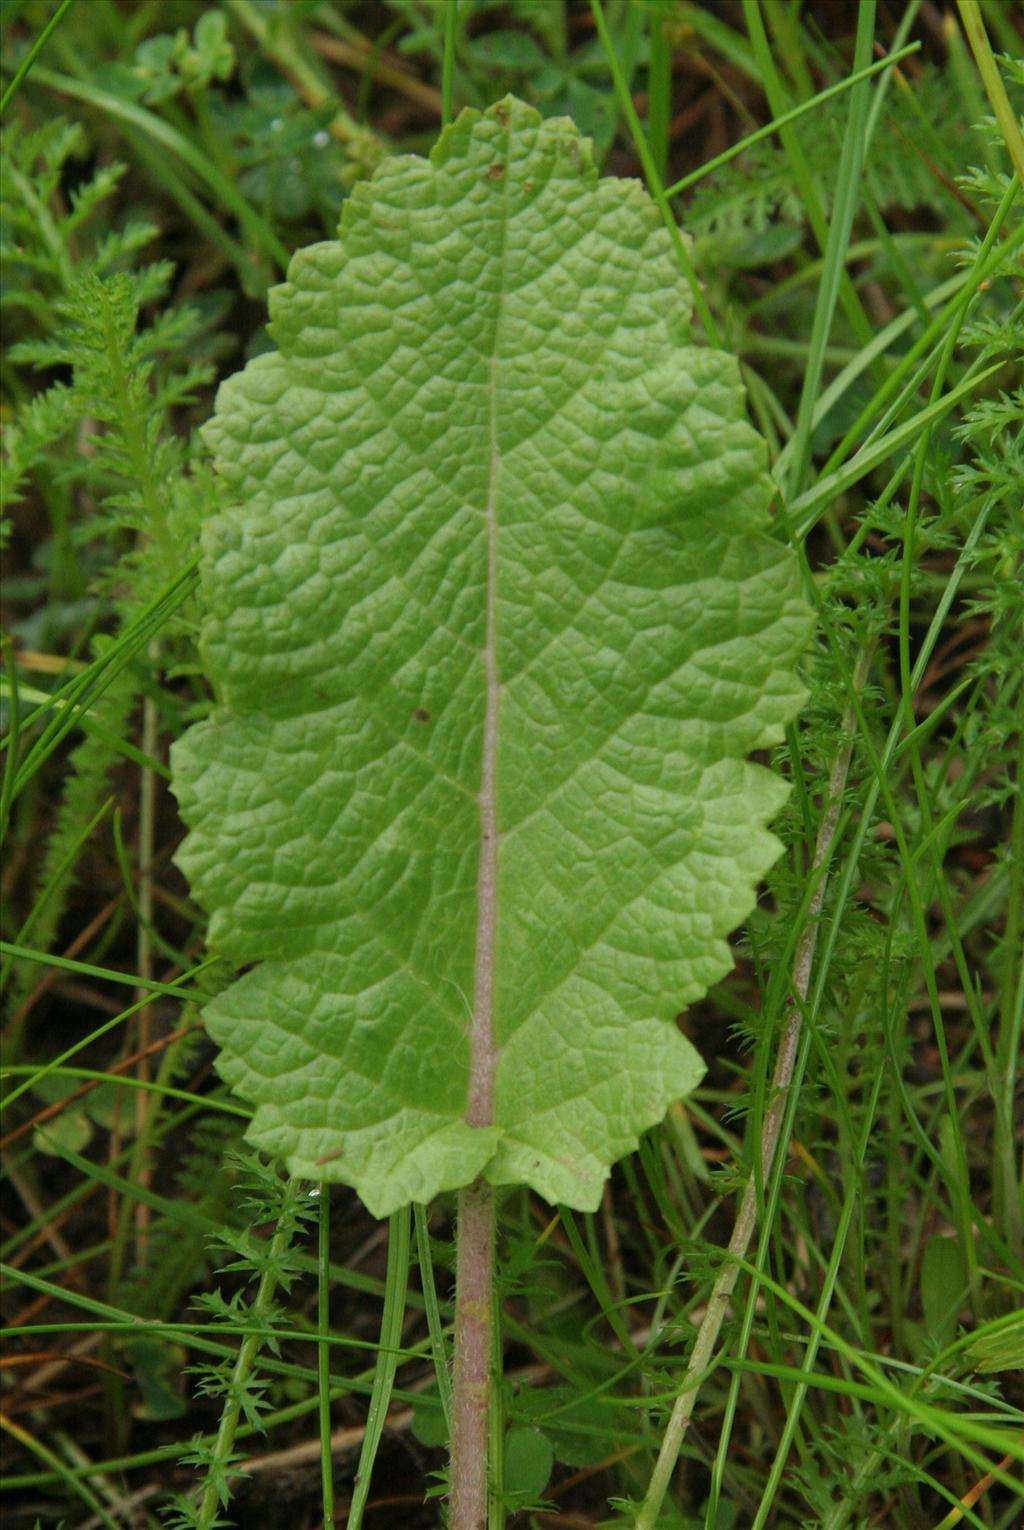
[[3, 119, 213, 1020]]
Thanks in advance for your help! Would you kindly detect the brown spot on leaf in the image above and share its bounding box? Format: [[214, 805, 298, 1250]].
[[484, 163, 505, 182], [413, 707, 431, 723]]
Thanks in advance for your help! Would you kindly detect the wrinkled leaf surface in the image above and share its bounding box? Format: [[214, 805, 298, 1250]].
[[172, 99, 808, 1216]]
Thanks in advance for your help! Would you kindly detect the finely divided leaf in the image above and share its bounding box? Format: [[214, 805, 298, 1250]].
[[172, 98, 809, 1217]]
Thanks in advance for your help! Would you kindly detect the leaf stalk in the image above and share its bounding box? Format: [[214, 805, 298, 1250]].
[[450, 1177, 496, 1530]]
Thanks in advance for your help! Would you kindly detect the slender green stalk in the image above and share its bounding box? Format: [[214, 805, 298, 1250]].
[[957, 1, 1024, 188], [0, 1410, 120, 1530], [634, 649, 871, 1530], [646, 3, 671, 184], [995, 729, 1024, 1258], [705, 904, 894, 1523], [664, 43, 920, 199], [4, 558, 199, 818], [121, 128, 261, 281], [741, 0, 880, 361], [413, 1202, 454, 1430], [0, 1065, 245, 1118], [1, 1258, 423, 1373], [781, 180, 1021, 494], [0, 674, 170, 778], [318, 1186, 336, 1530], [890, 195, 1010, 1309], [784, 0, 875, 501], [0, 944, 210, 1011], [0, 0, 75, 118], [0, 795, 112, 992], [108, 1030, 197, 1343], [788, 360, 1002, 538], [711, 1257, 1024, 1480], [442, 0, 457, 127], [0, 641, 22, 851], [0, 954, 215, 1112], [347, 1207, 412, 1530], [560, 1208, 639, 1355], [589, 0, 721, 345], [747, 1016, 891, 1526], [131, 658, 160, 1209]]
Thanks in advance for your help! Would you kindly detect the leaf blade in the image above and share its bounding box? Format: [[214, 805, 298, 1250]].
[[173, 98, 809, 1215]]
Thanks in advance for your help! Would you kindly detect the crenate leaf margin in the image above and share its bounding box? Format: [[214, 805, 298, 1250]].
[[172, 97, 811, 1217]]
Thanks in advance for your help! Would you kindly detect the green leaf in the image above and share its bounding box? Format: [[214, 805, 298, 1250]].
[[172, 97, 808, 1217], [465, 30, 551, 74], [34, 1114, 92, 1157], [185, 9, 235, 89], [410, 1384, 449, 1449], [920, 1234, 968, 1347], [964, 1315, 1024, 1375], [502, 1424, 554, 1504], [511, 1383, 639, 1467], [124, 1335, 188, 1422]]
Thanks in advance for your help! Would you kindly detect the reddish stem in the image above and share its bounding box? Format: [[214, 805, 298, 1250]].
[[449, 1177, 495, 1529]]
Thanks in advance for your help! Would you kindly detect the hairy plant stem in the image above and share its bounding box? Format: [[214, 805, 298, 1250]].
[[634, 650, 869, 1530], [449, 347, 504, 1528], [451, 1178, 496, 1530]]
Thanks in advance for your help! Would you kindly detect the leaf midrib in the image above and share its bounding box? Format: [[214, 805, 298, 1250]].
[[466, 353, 500, 1133], [465, 141, 510, 1130]]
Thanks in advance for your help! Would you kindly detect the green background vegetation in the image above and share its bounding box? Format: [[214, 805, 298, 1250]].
[[1, 1, 1022, 1527]]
